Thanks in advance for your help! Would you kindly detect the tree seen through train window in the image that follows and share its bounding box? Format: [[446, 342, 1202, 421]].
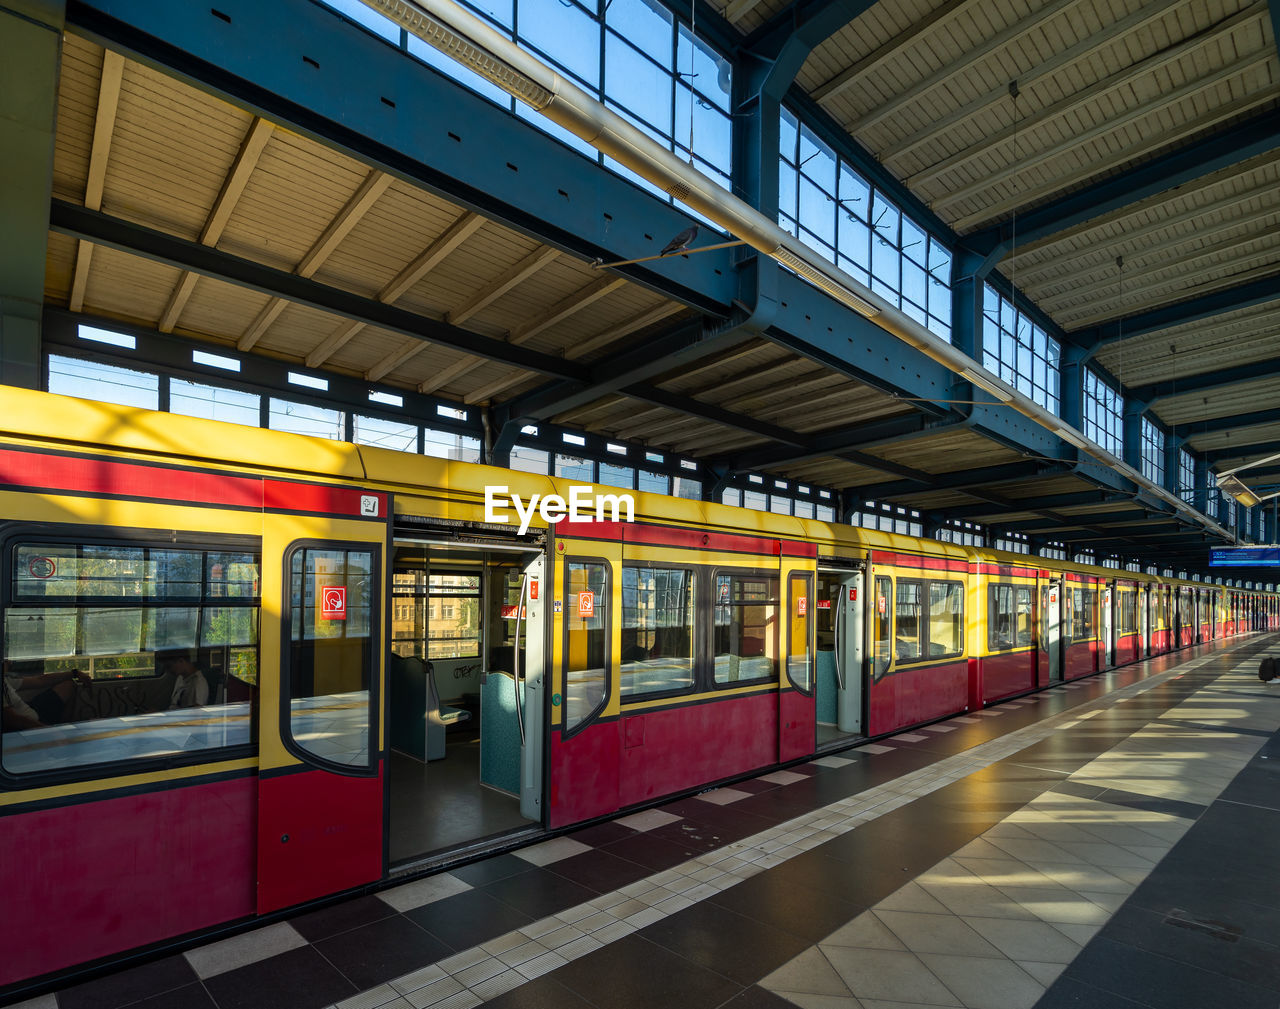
[[3, 539, 259, 777]]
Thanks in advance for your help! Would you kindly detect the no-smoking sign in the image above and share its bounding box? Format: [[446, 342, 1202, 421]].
[[321, 586, 347, 620]]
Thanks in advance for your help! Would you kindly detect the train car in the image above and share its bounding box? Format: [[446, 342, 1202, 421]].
[[0, 386, 1273, 995]]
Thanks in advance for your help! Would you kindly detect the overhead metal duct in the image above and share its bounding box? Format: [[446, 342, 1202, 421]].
[[360, 0, 1236, 545]]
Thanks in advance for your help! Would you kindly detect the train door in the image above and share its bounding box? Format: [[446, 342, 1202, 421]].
[[780, 565, 816, 763], [816, 567, 864, 748], [1045, 579, 1063, 682], [385, 538, 546, 866], [1102, 581, 1115, 668], [257, 514, 389, 914], [1139, 585, 1149, 659]]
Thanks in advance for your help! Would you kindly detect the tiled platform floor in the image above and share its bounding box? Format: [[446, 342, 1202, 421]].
[[12, 633, 1280, 1009]]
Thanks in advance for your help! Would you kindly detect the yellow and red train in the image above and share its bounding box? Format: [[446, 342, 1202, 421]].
[[0, 386, 1274, 992]]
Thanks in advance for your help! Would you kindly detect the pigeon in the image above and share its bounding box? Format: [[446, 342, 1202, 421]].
[[660, 224, 698, 256]]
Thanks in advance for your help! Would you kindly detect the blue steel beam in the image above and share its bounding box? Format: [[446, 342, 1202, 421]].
[[1204, 438, 1280, 463], [1175, 408, 1280, 437], [1130, 355, 1280, 403], [1073, 272, 1280, 355], [49, 200, 591, 383], [739, 0, 876, 102], [66, 0, 736, 313], [853, 461, 1070, 501], [964, 112, 1280, 273], [728, 413, 952, 470]]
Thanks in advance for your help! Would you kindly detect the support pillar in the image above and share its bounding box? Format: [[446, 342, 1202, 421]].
[[0, 0, 64, 388]]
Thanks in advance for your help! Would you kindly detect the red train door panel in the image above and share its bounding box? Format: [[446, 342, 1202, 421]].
[[258, 532, 386, 913], [780, 571, 816, 762]]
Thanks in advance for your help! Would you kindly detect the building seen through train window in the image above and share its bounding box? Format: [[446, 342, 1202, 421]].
[[621, 566, 695, 697], [1070, 586, 1096, 640], [391, 572, 481, 661], [2, 539, 260, 776], [981, 286, 1061, 415], [1083, 367, 1123, 458], [780, 109, 951, 341], [894, 579, 963, 661], [713, 573, 778, 685], [989, 584, 1032, 650], [326, 0, 733, 205]]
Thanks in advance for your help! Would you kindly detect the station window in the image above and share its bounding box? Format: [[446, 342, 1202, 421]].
[[509, 445, 551, 474], [1082, 368, 1123, 458], [555, 454, 595, 482], [981, 286, 1060, 415], [286, 546, 377, 770], [269, 397, 345, 441], [170, 379, 260, 427], [563, 559, 610, 732], [713, 572, 778, 685], [1140, 417, 1165, 486], [779, 110, 951, 341], [48, 354, 159, 411], [423, 427, 482, 462], [620, 566, 694, 698], [2, 537, 259, 777], [353, 414, 418, 453]]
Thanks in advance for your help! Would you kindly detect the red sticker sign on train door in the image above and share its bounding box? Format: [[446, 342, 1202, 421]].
[[849, 587, 858, 602], [578, 591, 595, 618], [798, 597, 807, 615], [321, 586, 347, 620], [878, 595, 886, 614], [529, 579, 539, 601]]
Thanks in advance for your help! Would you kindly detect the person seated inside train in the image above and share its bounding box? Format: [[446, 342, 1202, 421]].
[[1, 665, 92, 730], [161, 650, 209, 710]]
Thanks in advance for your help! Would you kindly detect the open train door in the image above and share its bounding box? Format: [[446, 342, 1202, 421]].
[[257, 499, 389, 914], [815, 565, 864, 749], [1102, 581, 1115, 668], [1045, 579, 1063, 682]]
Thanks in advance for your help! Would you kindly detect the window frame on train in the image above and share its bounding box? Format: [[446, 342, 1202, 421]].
[[562, 556, 612, 738]]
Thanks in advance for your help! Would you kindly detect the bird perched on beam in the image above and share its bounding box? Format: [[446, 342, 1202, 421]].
[[660, 224, 698, 256]]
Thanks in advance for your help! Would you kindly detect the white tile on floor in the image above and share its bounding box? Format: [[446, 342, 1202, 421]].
[[961, 917, 1081, 964], [7, 996, 57, 1009], [390, 964, 447, 995], [951, 716, 978, 724], [923, 724, 956, 733], [771, 992, 865, 1009], [760, 770, 809, 785], [1018, 961, 1067, 987], [513, 836, 591, 866], [875, 911, 1002, 957], [822, 947, 961, 1005], [822, 911, 908, 951], [762, 948, 854, 996], [334, 985, 403, 1009], [917, 953, 1044, 1009], [380, 873, 472, 912], [185, 921, 307, 979], [697, 787, 753, 804], [896, 733, 928, 742], [877, 882, 952, 915], [977, 709, 1006, 717], [860, 743, 895, 754], [813, 755, 856, 767], [614, 808, 682, 831]]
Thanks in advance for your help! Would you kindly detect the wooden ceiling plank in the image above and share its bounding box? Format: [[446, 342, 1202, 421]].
[[69, 48, 125, 313], [814, 0, 976, 104], [159, 116, 274, 332], [907, 2, 1267, 189], [936, 50, 1274, 214], [848, 0, 1083, 134], [723, 0, 769, 25], [881, 0, 1186, 165], [567, 301, 685, 360], [313, 209, 484, 371], [447, 245, 560, 327], [296, 169, 393, 278], [953, 88, 1280, 232], [237, 298, 287, 351]]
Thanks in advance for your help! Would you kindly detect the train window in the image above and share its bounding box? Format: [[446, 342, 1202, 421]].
[[874, 576, 891, 677], [895, 580, 922, 661], [928, 581, 963, 658], [2, 538, 259, 778], [787, 574, 812, 692], [1015, 587, 1032, 646], [989, 584, 1015, 650], [285, 546, 377, 770], [620, 566, 694, 698], [564, 560, 610, 732], [713, 572, 778, 685], [1118, 590, 1135, 634]]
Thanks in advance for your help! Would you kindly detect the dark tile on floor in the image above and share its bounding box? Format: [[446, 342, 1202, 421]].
[[753, 849, 891, 908], [404, 889, 534, 953], [477, 975, 598, 1009], [313, 914, 452, 991], [709, 869, 864, 943], [719, 778, 779, 795], [1035, 976, 1151, 1008], [59, 955, 197, 1009], [715, 985, 799, 1009], [566, 821, 637, 848], [787, 763, 819, 775], [648, 816, 749, 853], [553, 934, 740, 1009], [1061, 937, 1279, 1009], [290, 894, 397, 943], [1094, 789, 1207, 821], [548, 847, 652, 894], [1100, 904, 1280, 993], [601, 831, 701, 871], [449, 853, 536, 888], [202, 946, 356, 1009], [129, 983, 217, 1009], [1219, 764, 1280, 811], [637, 899, 812, 986], [480, 866, 600, 919], [1051, 780, 1110, 800]]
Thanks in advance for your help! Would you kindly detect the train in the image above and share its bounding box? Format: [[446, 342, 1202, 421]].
[[0, 384, 1274, 993]]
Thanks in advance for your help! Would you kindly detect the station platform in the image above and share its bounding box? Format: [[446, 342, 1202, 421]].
[[19, 634, 1280, 1009]]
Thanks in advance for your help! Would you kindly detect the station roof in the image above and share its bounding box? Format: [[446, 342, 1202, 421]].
[[43, 0, 1280, 571]]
